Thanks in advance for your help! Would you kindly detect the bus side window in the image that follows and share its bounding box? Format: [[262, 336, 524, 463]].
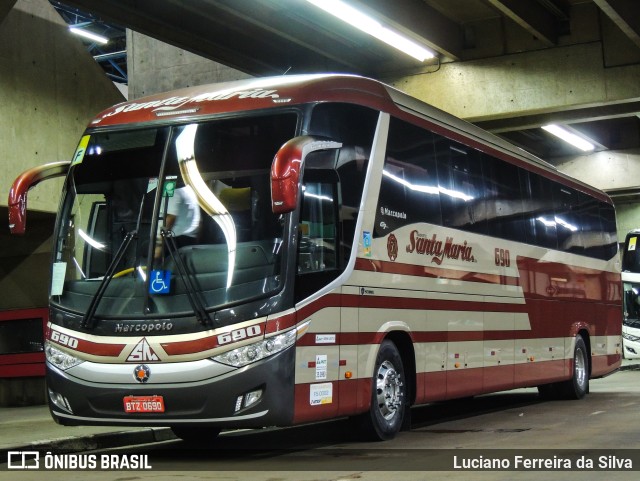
[[481, 155, 525, 242], [295, 162, 342, 302], [375, 117, 442, 238], [435, 139, 485, 234], [520, 171, 558, 249], [298, 180, 338, 274]]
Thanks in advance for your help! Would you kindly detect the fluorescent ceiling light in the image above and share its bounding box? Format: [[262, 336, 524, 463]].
[[542, 124, 594, 152], [69, 26, 108, 45], [305, 0, 434, 62]]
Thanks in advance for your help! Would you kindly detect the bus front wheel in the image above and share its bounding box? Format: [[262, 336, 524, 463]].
[[357, 340, 407, 441]]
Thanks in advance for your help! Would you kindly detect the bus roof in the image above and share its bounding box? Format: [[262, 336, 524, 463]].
[[87, 73, 611, 203], [88, 74, 392, 128]]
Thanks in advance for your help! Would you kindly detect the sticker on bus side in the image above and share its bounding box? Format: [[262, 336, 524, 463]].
[[71, 135, 91, 166], [315, 355, 327, 380], [51, 262, 66, 296], [310, 382, 333, 405], [363, 231, 372, 257], [629, 237, 637, 251]]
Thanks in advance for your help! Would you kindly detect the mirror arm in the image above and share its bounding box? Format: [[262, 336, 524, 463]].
[[270, 136, 341, 214], [8, 161, 70, 234]]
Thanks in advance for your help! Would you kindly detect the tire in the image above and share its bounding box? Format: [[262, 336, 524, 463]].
[[558, 334, 590, 400], [171, 426, 221, 444], [357, 340, 407, 441]]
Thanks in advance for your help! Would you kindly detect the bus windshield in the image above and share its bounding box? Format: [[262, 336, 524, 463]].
[[52, 112, 298, 321], [622, 231, 640, 332]]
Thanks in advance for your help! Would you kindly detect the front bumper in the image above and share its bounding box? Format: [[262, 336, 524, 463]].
[[623, 335, 640, 359], [47, 347, 295, 428]]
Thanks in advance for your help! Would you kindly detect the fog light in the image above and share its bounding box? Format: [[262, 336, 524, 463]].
[[234, 388, 263, 412], [48, 388, 73, 413], [244, 389, 262, 408]]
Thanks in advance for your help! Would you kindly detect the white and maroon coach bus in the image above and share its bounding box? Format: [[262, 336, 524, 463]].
[[8, 74, 622, 441]]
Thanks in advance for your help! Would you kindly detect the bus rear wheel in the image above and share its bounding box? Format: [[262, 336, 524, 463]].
[[171, 426, 221, 444], [538, 334, 589, 400], [357, 340, 407, 441], [558, 334, 589, 399]]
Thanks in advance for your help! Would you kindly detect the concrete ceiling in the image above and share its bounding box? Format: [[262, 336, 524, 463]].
[[54, 0, 640, 164]]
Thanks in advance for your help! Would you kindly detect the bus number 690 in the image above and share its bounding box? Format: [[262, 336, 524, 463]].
[[495, 248, 511, 267], [51, 330, 79, 349], [217, 325, 262, 345]]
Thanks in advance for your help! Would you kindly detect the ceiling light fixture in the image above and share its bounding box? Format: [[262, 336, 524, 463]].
[[305, 0, 434, 62], [542, 124, 595, 152], [69, 26, 109, 45]]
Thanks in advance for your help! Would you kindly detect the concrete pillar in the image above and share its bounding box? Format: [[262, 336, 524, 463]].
[[0, 0, 124, 310], [127, 30, 251, 100], [0, 0, 17, 23], [0, 0, 124, 213]]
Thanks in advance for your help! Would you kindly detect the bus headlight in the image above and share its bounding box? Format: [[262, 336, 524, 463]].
[[45, 341, 84, 370], [212, 329, 297, 368]]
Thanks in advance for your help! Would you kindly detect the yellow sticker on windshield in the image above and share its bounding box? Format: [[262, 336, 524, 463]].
[[71, 135, 91, 165], [629, 237, 637, 251]]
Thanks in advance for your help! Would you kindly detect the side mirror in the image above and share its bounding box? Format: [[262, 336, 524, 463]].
[[270, 136, 341, 214], [8, 161, 70, 234]]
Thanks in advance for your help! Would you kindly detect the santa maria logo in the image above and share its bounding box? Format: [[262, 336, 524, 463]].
[[99, 88, 281, 121], [406, 230, 475, 265], [387, 233, 398, 261]]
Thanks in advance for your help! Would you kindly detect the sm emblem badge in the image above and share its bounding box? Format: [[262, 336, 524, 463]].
[[133, 364, 151, 383], [127, 338, 160, 362]]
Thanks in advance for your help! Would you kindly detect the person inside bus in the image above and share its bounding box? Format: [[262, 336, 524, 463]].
[[154, 183, 201, 259]]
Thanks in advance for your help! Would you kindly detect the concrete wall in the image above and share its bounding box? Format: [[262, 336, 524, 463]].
[[1, 0, 124, 214], [384, 41, 640, 124], [615, 203, 640, 241], [553, 148, 640, 193], [127, 30, 251, 100], [0, 0, 124, 311], [383, 3, 640, 123]]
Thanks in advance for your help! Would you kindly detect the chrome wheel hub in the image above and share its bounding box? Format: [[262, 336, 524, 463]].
[[375, 360, 404, 420]]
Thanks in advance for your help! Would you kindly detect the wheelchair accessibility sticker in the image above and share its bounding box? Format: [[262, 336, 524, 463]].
[[149, 270, 171, 294]]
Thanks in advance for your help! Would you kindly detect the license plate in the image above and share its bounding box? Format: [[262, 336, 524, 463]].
[[123, 395, 165, 413]]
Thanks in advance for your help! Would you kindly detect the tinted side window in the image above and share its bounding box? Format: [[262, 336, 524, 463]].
[[554, 185, 584, 254], [599, 203, 618, 261], [520, 171, 557, 249], [375, 117, 441, 238], [308, 103, 378, 147], [435, 139, 486, 234], [622, 233, 637, 271], [482, 155, 524, 242], [336, 146, 370, 262]]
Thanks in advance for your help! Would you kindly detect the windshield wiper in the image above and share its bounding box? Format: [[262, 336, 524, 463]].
[[82, 230, 137, 329], [159, 229, 213, 326]]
